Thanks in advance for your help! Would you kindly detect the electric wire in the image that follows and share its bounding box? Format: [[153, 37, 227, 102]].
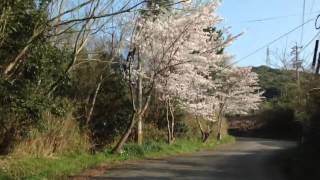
[[232, 18, 315, 66], [301, 30, 320, 53], [210, 18, 316, 75], [242, 10, 320, 23], [300, 31, 320, 67]]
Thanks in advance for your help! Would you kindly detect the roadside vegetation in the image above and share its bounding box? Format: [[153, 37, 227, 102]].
[[282, 86, 320, 180], [238, 66, 320, 179], [0, 0, 262, 179], [2, 0, 319, 179], [0, 136, 235, 179]]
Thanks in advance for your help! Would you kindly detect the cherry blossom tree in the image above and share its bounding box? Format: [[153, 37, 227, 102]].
[[158, 65, 263, 142], [112, 0, 262, 152], [112, 1, 230, 152], [212, 66, 263, 140]]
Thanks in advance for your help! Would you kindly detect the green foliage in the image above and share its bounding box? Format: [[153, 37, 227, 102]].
[[0, 44, 72, 149], [252, 66, 308, 139], [141, 0, 173, 16], [281, 88, 320, 180], [203, 27, 224, 54], [0, 0, 73, 154], [89, 72, 132, 147], [122, 143, 146, 157], [252, 66, 296, 99], [145, 99, 193, 140], [0, 0, 49, 65], [68, 55, 132, 148], [0, 1, 234, 178], [259, 102, 301, 139], [304, 90, 320, 148]]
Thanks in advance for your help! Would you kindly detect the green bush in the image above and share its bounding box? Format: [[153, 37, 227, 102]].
[[0, 0, 74, 154], [258, 103, 302, 139], [123, 144, 145, 157], [143, 141, 163, 152]]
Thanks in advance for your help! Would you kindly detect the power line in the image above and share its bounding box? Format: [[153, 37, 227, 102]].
[[242, 10, 320, 23], [243, 15, 298, 23], [211, 18, 317, 75], [233, 18, 314, 66], [301, 30, 320, 52], [291, 30, 320, 68]]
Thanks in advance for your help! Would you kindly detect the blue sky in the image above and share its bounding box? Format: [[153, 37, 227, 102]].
[[218, 0, 320, 67]]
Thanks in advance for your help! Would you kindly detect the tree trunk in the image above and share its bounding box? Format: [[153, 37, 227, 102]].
[[196, 116, 206, 142], [112, 111, 136, 154], [136, 53, 143, 145], [4, 28, 45, 78], [0, 128, 15, 155], [217, 117, 223, 141], [216, 102, 225, 141], [202, 132, 210, 143], [168, 100, 175, 143], [137, 114, 143, 145], [166, 100, 172, 144], [86, 75, 103, 125]]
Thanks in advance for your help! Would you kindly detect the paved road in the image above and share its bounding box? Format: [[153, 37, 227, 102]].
[[93, 138, 295, 180]]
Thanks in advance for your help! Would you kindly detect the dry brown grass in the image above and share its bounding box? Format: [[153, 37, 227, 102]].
[[12, 112, 91, 157]]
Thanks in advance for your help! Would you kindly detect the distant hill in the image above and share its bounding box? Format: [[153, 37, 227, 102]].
[[252, 66, 297, 100]]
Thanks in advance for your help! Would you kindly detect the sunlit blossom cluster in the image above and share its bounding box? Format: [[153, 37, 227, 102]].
[[133, 1, 263, 122]]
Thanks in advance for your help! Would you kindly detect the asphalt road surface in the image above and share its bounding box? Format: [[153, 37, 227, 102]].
[[93, 138, 295, 180]]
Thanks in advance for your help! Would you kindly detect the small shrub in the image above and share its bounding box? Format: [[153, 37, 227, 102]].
[[123, 144, 145, 157], [143, 124, 167, 142], [259, 104, 301, 139], [143, 141, 163, 152]]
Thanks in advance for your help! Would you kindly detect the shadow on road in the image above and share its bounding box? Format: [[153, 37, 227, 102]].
[[90, 138, 295, 180]]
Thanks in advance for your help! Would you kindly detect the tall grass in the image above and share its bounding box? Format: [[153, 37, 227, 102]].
[[12, 112, 90, 157]]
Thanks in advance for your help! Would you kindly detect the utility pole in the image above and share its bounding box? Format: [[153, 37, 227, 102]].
[[291, 43, 303, 87], [291, 43, 303, 104], [311, 40, 320, 76], [312, 40, 319, 69], [266, 47, 271, 66]]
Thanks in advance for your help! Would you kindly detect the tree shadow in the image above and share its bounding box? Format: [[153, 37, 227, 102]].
[[90, 139, 295, 180]]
